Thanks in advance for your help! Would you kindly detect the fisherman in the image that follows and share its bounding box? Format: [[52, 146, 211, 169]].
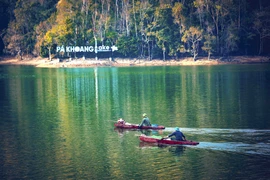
[[138, 113, 151, 128], [117, 118, 125, 124], [163, 127, 186, 141]]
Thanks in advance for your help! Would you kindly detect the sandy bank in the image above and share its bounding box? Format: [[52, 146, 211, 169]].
[[0, 56, 269, 68]]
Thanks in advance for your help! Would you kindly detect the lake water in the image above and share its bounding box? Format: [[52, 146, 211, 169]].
[[0, 64, 270, 179]]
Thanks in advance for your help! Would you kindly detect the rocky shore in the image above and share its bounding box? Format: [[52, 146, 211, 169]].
[[0, 56, 269, 68]]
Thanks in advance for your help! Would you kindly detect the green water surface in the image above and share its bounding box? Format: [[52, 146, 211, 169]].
[[0, 64, 270, 179]]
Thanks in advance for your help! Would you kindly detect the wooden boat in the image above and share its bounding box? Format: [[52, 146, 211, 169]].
[[139, 134, 199, 146], [114, 122, 165, 130]]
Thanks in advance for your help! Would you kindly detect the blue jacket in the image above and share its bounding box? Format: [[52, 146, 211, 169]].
[[168, 131, 186, 141]]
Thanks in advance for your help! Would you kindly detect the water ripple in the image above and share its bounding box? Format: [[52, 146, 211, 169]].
[[193, 142, 270, 156]]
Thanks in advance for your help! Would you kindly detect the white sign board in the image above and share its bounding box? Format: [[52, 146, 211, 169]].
[[56, 45, 118, 53]]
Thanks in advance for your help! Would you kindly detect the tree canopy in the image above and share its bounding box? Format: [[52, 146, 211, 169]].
[[2, 0, 270, 60]]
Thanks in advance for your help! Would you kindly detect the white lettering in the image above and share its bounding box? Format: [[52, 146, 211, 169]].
[[75, 46, 80, 52], [90, 46, 94, 52], [66, 46, 75, 52], [111, 45, 118, 52], [66, 46, 70, 52], [80, 46, 84, 52], [71, 46, 75, 52], [85, 46, 90, 52], [89, 46, 94, 52], [58, 46, 65, 52], [56, 45, 118, 53]]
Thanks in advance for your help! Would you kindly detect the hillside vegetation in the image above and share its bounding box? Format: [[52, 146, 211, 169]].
[[1, 0, 270, 61]]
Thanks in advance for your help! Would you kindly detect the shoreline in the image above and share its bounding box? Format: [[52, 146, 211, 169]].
[[0, 56, 269, 68]]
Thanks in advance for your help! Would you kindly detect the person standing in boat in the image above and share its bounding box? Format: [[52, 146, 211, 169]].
[[163, 127, 186, 141], [138, 113, 151, 128]]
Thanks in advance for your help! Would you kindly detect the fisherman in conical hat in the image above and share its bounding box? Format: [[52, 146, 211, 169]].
[[138, 113, 151, 128], [117, 118, 125, 124]]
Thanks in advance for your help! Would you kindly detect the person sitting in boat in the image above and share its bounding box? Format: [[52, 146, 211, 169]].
[[138, 113, 151, 128], [117, 118, 126, 124], [163, 127, 186, 141]]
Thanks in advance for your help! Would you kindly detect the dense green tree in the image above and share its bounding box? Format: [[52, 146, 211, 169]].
[[35, 13, 56, 56], [4, 0, 40, 56], [152, 4, 179, 60], [116, 35, 139, 57], [4, 0, 57, 57], [253, 6, 270, 55], [138, 1, 155, 60], [202, 31, 216, 60], [182, 26, 203, 61], [2, 0, 270, 59]]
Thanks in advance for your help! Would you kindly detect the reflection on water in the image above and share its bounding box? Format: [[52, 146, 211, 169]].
[[1, 65, 270, 179], [114, 127, 164, 137], [139, 141, 186, 156]]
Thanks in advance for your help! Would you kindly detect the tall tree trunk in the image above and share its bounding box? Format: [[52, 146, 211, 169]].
[[115, 0, 119, 29], [162, 46, 166, 61], [238, 0, 241, 29], [48, 47, 51, 61], [148, 40, 151, 60], [132, 0, 137, 37], [259, 34, 263, 55]]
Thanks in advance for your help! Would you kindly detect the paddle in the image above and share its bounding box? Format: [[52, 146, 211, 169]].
[[160, 136, 168, 140]]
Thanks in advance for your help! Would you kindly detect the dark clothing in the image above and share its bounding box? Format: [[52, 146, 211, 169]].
[[168, 131, 186, 141], [139, 117, 151, 127]]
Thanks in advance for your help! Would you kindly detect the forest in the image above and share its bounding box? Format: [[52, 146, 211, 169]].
[[0, 0, 270, 61]]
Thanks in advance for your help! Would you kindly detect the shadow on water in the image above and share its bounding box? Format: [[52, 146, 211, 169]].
[[114, 127, 163, 136], [167, 146, 186, 157], [138, 141, 186, 157]]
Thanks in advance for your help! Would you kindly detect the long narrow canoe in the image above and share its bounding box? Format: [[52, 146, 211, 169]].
[[139, 134, 199, 146], [114, 122, 165, 130]]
